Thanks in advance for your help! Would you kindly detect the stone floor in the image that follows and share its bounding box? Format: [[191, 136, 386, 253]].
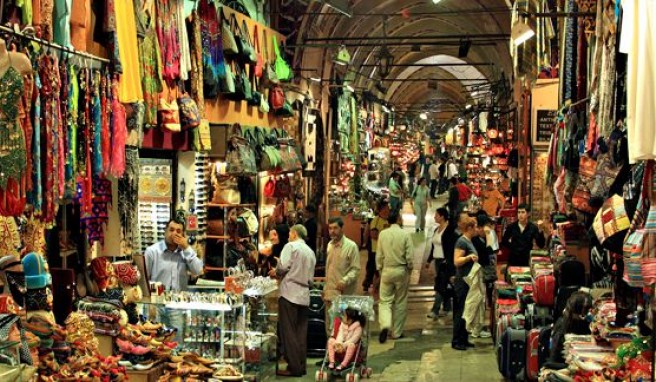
[[273, 195, 503, 381]]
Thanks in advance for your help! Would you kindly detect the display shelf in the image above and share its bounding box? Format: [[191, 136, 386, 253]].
[[207, 203, 257, 208], [243, 285, 278, 297]]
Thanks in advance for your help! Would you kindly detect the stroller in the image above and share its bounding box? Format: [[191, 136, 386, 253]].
[[315, 296, 375, 382]]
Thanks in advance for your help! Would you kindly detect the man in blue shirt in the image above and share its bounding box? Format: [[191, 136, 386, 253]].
[[145, 218, 203, 341], [145, 218, 203, 291]]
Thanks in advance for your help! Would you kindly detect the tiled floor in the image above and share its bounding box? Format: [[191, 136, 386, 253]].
[[274, 195, 502, 381]]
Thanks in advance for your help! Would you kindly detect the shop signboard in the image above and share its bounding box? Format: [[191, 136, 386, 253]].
[[532, 109, 557, 146]]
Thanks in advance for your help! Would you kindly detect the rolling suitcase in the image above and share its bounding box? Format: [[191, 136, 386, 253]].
[[498, 328, 526, 380], [533, 274, 556, 307], [526, 327, 552, 381], [496, 314, 525, 346]]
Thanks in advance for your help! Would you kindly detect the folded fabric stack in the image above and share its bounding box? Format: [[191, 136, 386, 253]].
[[76, 296, 126, 336], [507, 266, 533, 296]]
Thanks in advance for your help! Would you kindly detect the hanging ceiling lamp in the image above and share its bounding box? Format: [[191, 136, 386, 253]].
[[377, 16, 394, 78], [333, 45, 351, 66]]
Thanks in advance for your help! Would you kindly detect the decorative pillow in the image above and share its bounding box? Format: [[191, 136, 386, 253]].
[[112, 261, 140, 286]]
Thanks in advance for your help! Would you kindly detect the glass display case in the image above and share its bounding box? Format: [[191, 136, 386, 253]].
[[139, 282, 278, 381]]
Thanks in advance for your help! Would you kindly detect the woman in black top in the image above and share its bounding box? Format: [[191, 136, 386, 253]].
[[452, 214, 479, 351], [259, 224, 290, 276]]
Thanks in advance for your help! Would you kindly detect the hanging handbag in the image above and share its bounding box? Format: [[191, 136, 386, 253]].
[[273, 35, 292, 82], [221, 8, 239, 56], [158, 96, 181, 132], [248, 69, 262, 107], [228, 62, 251, 101], [273, 175, 291, 198], [263, 177, 276, 198], [239, 19, 257, 63], [194, 119, 212, 151], [212, 175, 241, 205], [590, 150, 622, 199], [276, 100, 294, 117], [261, 29, 279, 86], [219, 57, 236, 95], [258, 91, 270, 113], [226, 124, 257, 174], [270, 85, 285, 111], [253, 25, 264, 78], [178, 84, 201, 130]]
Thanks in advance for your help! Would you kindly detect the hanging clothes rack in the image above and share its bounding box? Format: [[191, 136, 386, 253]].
[[0, 25, 111, 64]]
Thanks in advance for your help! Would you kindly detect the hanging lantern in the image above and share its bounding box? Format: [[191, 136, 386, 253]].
[[487, 127, 499, 139], [378, 45, 394, 78]]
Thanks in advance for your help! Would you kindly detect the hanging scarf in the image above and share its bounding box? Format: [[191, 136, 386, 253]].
[[118, 147, 139, 254], [67, 64, 79, 197], [101, 71, 111, 174], [29, 71, 42, 215], [109, 75, 127, 177], [79, 175, 112, 246], [52, 58, 65, 201], [92, 70, 103, 176], [76, 67, 88, 175], [39, 54, 57, 225], [20, 72, 34, 195]]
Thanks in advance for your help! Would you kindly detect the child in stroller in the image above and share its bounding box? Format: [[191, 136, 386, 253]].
[[327, 308, 366, 371]]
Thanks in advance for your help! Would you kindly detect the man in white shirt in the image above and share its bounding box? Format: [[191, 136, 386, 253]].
[[376, 211, 414, 343], [447, 158, 459, 180], [429, 160, 440, 198], [270, 225, 316, 377], [324, 217, 361, 334]]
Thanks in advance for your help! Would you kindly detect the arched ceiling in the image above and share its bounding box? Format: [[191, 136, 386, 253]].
[[294, 0, 513, 120]]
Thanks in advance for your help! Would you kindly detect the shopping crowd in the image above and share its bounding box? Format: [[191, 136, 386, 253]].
[[145, 154, 550, 377]]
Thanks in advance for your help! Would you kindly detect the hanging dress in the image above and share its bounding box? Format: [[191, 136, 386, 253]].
[[115, 0, 143, 102], [156, 0, 181, 81], [137, 1, 163, 126], [0, 61, 26, 217]]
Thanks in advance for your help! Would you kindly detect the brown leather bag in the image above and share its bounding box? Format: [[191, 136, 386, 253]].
[[207, 220, 225, 236]]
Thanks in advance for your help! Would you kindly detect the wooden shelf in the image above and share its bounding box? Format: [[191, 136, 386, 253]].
[[206, 203, 256, 208]]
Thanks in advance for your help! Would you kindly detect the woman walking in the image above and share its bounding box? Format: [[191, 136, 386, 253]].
[[411, 177, 430, 232], [425, 208, 458, 319], [451, 214, 478, 351]]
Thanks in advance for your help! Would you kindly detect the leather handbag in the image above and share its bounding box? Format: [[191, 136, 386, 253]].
[[207, 220, 224, 236], [253, 25, 263, 78], [239, 19, 257, 63], [275, 100, 294, 117], [263, 177, 276, 198], [212, 176, 241, 205], [270, 85, 285, 111], [248, 72, 262, 107], [226, 125, 257, 173], [221, 8, 238, 56], [158, 97, 181, 132], [273, 175, 291, 198], [273, 35, 292, 82], [228, 62, 251, 101], [219, 59, 236, 95], [178, 91, 201, 130]]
